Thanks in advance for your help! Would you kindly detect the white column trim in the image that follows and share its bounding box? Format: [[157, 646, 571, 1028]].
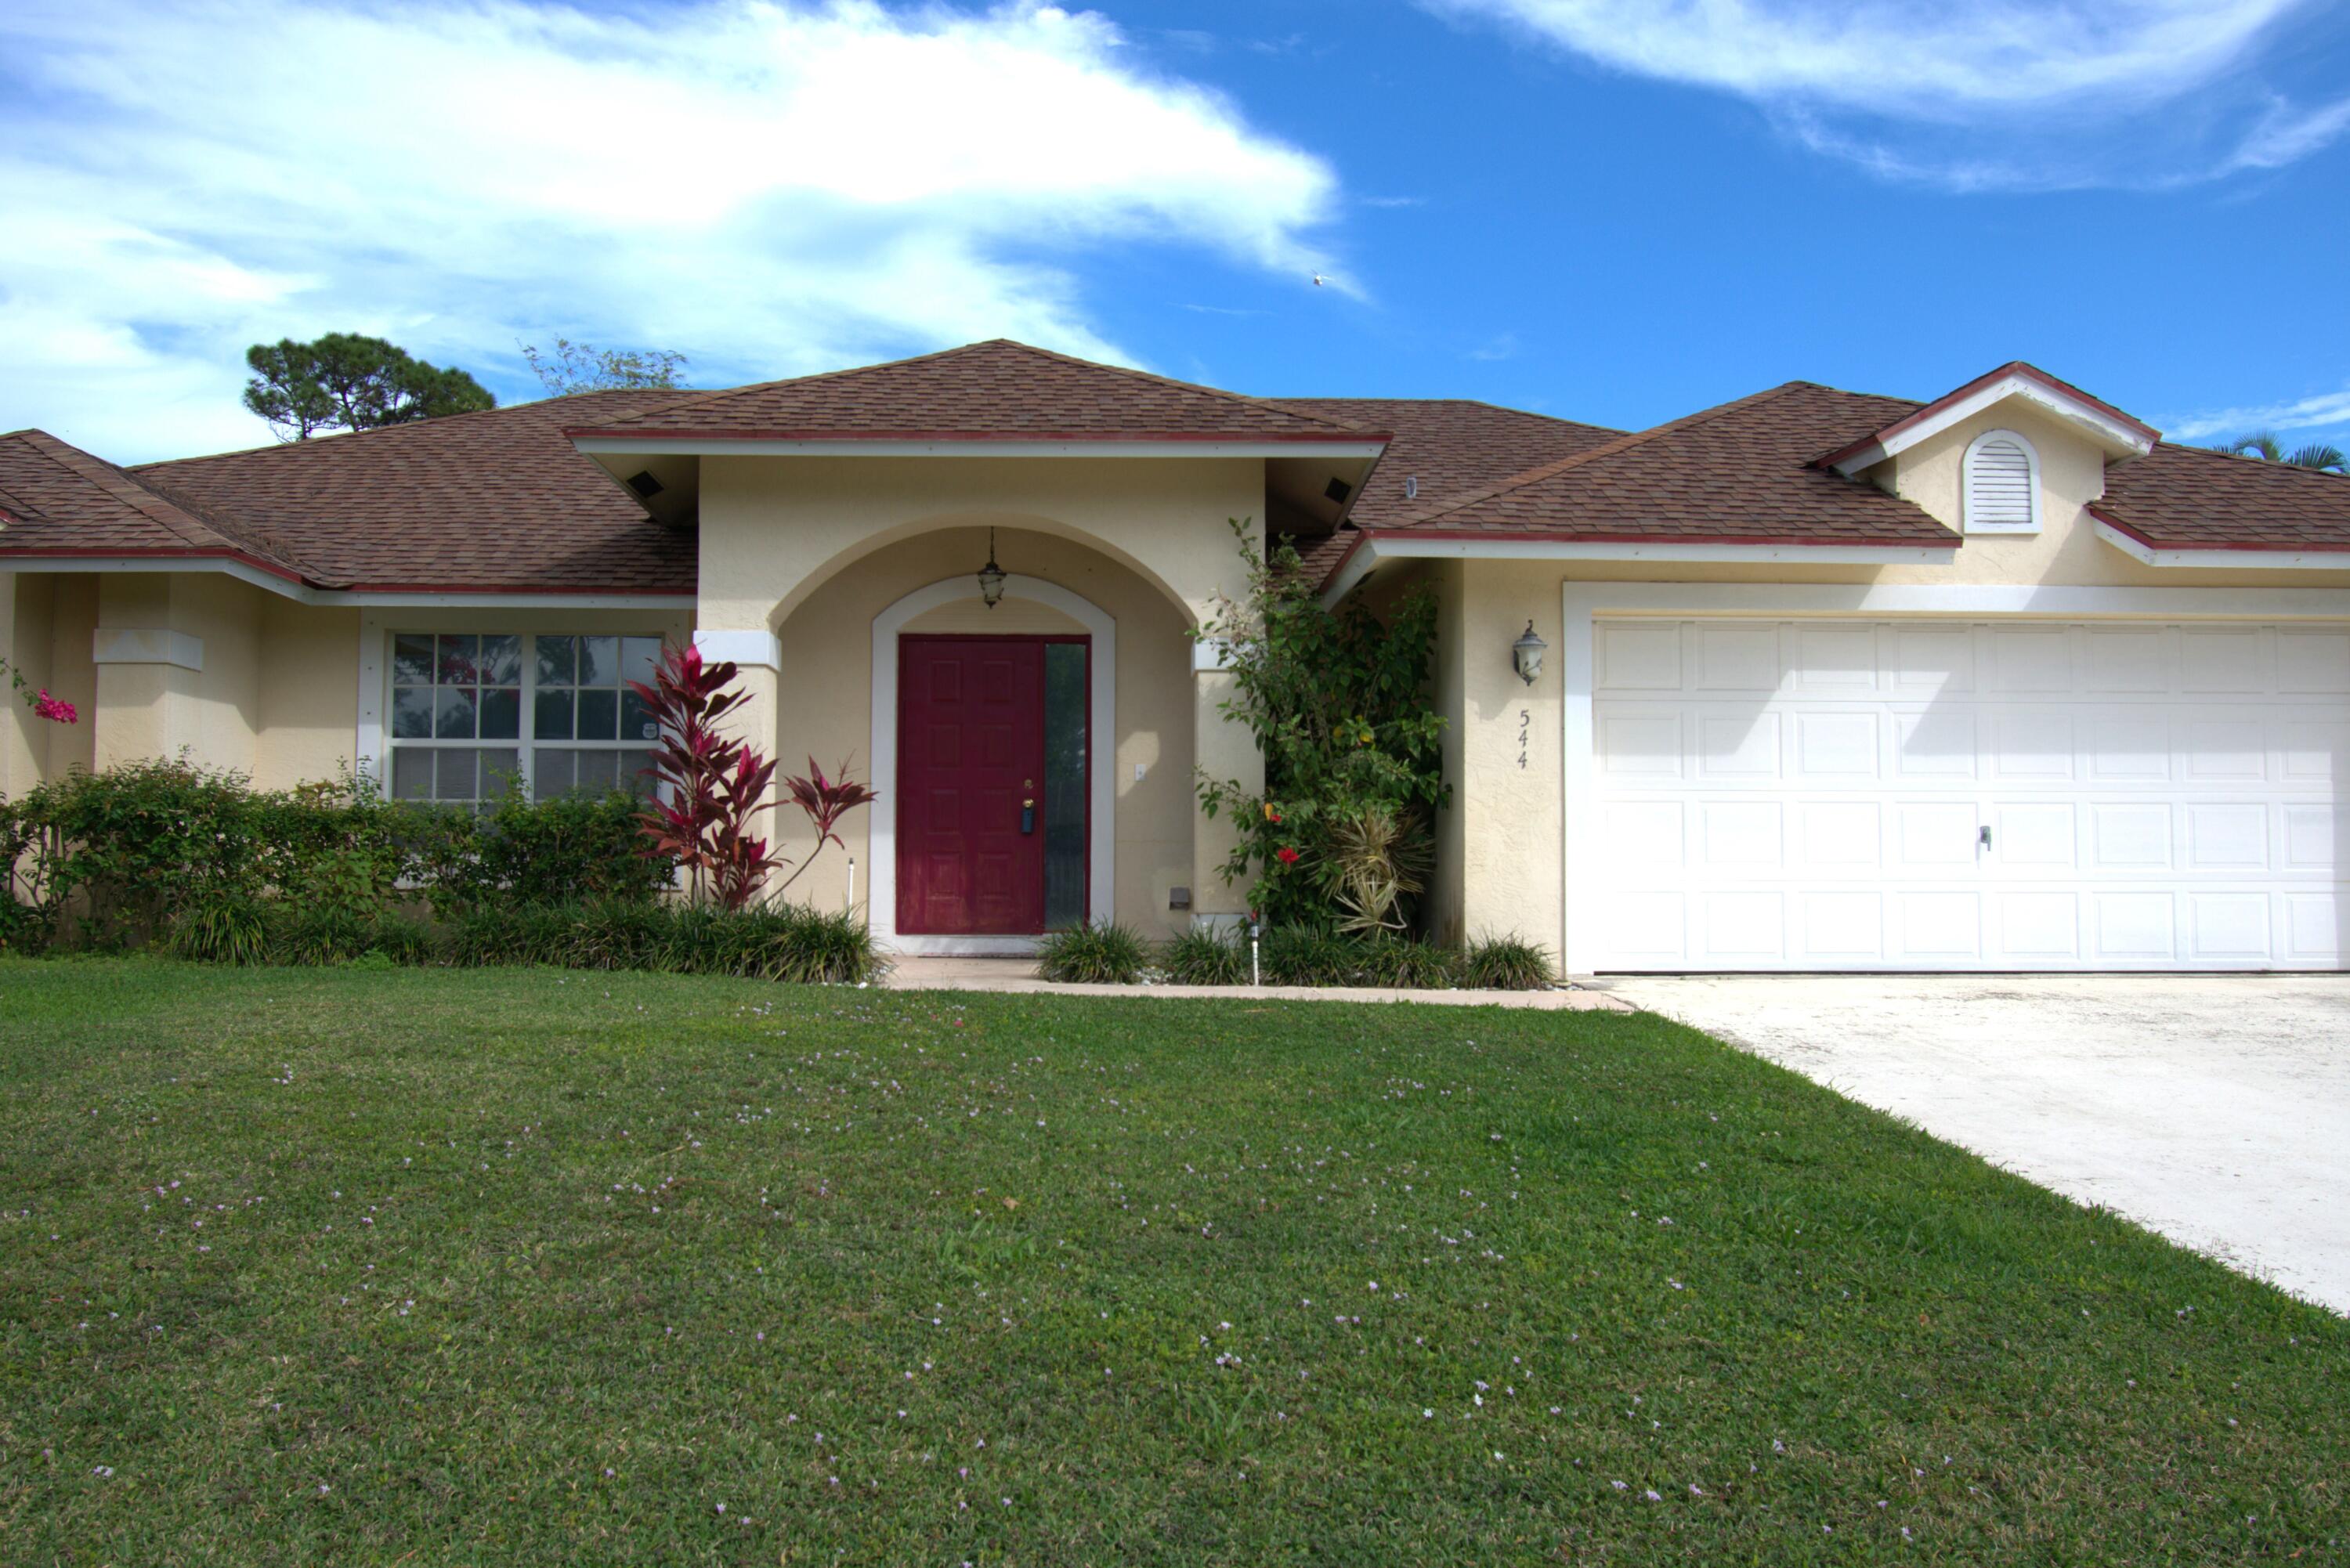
[[91, 627, 203, 671], [868, 573, 1117, 956], [1555, 579, 2350, 975], [693, 627, 783, 670], [357, 611, 387, 792]]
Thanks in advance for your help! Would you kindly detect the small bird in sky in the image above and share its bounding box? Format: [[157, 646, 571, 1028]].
[[1312, 272, 1326, 287]]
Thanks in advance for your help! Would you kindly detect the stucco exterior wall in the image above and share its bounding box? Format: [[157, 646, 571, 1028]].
[[770, 524, 1197, 931], [698, 454, 1268, 930]]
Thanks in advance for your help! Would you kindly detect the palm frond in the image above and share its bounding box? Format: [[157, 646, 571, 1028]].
[[2218, 431, 2284, 461], [2285, 443, 2348, 472]]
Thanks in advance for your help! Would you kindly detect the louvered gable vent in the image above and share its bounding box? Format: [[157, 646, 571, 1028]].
[[1965, 432, 2037, 532]]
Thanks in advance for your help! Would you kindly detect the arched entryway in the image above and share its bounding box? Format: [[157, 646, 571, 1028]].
[[867, 573, 1117, 954]]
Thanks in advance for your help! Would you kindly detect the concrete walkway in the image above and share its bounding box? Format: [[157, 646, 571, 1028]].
[[1595, 974, 2350, 1316], [881, 956, 1629, 1010]]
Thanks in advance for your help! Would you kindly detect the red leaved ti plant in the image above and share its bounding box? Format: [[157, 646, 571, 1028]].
[[772, 757, 880, 896], [629, 642, 781, 909], [629, 646, 883, 911]]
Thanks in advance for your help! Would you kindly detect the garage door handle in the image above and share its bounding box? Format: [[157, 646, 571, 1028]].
[[1978, 825, 1992, 850]]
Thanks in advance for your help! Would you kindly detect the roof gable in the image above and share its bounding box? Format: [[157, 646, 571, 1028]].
[[570, 340, 1383, 445], [1817, 361, 2159, 475]]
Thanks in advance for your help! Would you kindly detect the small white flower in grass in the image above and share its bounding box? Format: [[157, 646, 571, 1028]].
[[1611, 1480, 1627, 1491], [92, 1466, 113, 1478], [1423, 1409, 1434, 1418], [715, 1503, 726, 1514], [1643, 1490, 1661, 1502]]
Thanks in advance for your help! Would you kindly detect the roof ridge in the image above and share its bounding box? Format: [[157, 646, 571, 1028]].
[[17, 429, 222, 551], [134, 387, 694, 475], [990, 341, 1367, 433], [570, 341, 1004, 431], [1399, 382, 1811, 529]]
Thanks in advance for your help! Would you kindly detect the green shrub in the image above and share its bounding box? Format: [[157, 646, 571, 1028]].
[[404, 785, 668, 916], [263, 903, 383, 967], [1161, 926, 1248, 985], [1257, 923, 1365, 986], [1462, 934, 1556, 991], [436, 899, 884, 985], [1036, 922, 1148, 984]]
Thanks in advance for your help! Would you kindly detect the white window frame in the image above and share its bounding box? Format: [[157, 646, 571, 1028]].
[[1961, 428, 2042, 536], [359, 623, 676, 804]]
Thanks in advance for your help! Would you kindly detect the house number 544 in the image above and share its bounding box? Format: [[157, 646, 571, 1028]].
[[1517, 708, 1531, 770]]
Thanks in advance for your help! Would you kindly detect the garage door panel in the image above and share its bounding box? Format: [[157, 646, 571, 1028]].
[[2088, 627, 2167, 692], [1993, 892, 2081, 960], [1589, 616, 2347, 972], [1697, 712, 1780, 778], [1894, 892, 1982, 959], [2277, 630, 2350, 692], [2182, 627, 2266, 692], [1695, 623, 1781, 691], [1896, 710, 1979, 778], [2088, 715, 2171, 781]]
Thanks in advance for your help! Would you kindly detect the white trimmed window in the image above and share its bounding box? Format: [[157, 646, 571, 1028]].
[[1962, 429, 2041, 534], [387, 632, 663, 805]]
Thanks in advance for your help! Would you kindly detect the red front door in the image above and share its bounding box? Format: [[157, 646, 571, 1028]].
[[898, 638, 1047, 934]]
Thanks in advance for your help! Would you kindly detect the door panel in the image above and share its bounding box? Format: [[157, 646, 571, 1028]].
[[1589, 618, 2348, 971], [898, 638, 1047, 935]]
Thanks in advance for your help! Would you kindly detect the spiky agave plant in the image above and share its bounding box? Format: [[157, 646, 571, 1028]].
[[1318, 803, 1434, 938]]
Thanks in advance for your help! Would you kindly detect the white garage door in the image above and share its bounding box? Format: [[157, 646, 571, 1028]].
[[1589, 617, 2350, 971]]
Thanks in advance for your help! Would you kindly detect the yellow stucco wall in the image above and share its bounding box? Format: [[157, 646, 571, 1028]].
[[697, 454, 1269, 928], [768, 525, 1197, 930]]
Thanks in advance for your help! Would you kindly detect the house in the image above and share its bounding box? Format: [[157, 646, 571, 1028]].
[[4, 341, 2348, 972]]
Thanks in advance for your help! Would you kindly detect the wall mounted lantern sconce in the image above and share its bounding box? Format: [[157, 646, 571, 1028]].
[[1512, 620, 1547, 685], [977, 528, 1007, 609]]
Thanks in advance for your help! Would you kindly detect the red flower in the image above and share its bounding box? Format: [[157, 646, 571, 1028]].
[[1274, 846, 1300, 865], [32, 690, 76, 724]]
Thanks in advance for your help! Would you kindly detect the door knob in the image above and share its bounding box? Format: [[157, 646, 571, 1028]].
[[1021, 798, 1036, 834]]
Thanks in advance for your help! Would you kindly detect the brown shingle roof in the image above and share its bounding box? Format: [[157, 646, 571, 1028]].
[[2095, 443, 2350, 553], [575, 340, 1380, 443], [1384, 382, 1958, 548], [128, 390, 700, 593], [1267, 398, 1622, 526], [0, 428, 309, 578]]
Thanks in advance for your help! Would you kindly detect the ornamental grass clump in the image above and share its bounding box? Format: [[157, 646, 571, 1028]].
[[1036, 923, 1149, 985], [1161, 926, 1248, 985]]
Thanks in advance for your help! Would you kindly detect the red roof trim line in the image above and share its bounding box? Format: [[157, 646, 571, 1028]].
[[1813, 361, 2160, 471], [1358, 526, 1961, 549], [564, 425, 1393, 445], [2086, 508, 2350, 554]]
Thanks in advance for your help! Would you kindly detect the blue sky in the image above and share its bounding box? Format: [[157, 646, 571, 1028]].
[[4, 0, 2348, 461]]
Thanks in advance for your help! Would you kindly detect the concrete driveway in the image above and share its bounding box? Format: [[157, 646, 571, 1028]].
[[1593, 974, 2350, 1316]]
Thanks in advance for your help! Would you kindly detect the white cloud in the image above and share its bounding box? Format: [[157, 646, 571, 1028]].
[[2166, 387, 2350, 443], [0, 0, 1344, 461], [1433, 0, 2348, 187]]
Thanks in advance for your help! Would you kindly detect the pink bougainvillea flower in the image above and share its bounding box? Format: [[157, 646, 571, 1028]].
[[1274, 846, 1300, 865], [33, 690, 76, 724]]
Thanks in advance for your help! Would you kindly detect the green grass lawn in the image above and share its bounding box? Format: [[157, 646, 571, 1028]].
[[0, 961, 2341, 1565]]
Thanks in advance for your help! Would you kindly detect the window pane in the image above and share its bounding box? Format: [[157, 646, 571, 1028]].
[[435, 749, 477, 801], [391, 685, 436, 740], [620, 688, 657, 743], [621, 636, 662, 688], [537, 634, 577, 688], [479, 686, 520, 740], [392, 747, 435, 800], [533, 688, 574, 740], [392, 634, 436, 685], [434, 687, 477, 739], [1042, 642, 1088, 930], [437, 634, 479, 685], [577, 748, 619, 794], [577, 687, 618, 740], [579, 635, 619, 688], [532, 749, 577, 801], [481, 748, 522, 799], [478, 634, 522, 687]]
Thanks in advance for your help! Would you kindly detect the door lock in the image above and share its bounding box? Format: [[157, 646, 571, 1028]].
[[1021, 797, 1036, 834]]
